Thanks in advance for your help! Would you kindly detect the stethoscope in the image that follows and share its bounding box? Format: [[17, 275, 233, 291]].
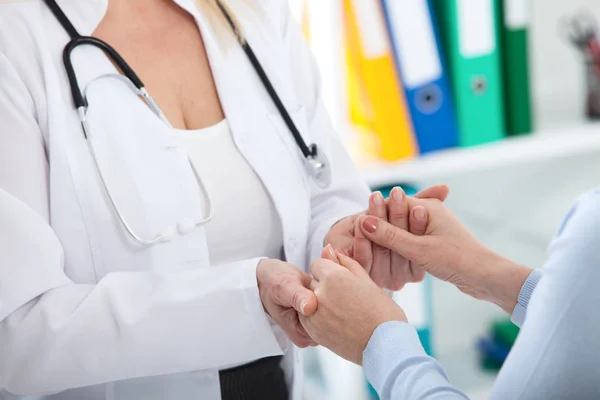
[[44, 0, 331, 246]]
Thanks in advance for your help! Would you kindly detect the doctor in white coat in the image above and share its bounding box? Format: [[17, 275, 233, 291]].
[[0, 0, 448, 399]]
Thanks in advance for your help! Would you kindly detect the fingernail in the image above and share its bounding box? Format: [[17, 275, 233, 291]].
[[338, 248, 349, 257], [300, 299, 308, 315], [362, 216, 378, 233], [414, 207, 427, 221], [391, 187, 405, 202], [372, 191, 384, 206]]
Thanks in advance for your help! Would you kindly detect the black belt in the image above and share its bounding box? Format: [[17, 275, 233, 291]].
[[219, 356, 288, 400]]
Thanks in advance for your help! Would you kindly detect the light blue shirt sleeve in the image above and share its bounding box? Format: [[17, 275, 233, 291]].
[[363, 189, 600, 400], [510, 269, 543, 327], [364, 321, 469, 399]]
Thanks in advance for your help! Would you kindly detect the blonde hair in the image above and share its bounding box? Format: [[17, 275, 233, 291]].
[[196, 0, 245, 43]]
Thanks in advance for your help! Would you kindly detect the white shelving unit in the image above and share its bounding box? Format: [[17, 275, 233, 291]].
[[360, 122, 600, 188]]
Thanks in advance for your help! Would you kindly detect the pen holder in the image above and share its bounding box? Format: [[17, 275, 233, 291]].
[[585, 56, 600, 119]]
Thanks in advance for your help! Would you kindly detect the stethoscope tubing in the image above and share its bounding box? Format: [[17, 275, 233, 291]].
[[42, 0, 331, 245]]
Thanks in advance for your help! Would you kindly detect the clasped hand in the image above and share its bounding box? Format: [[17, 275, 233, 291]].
[[324, 185, 449, 290], [259, 188, 530, 367], [256, 185, 450, 351], [298, 193, 530, 365]]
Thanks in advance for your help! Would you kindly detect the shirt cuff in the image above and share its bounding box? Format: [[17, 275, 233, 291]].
[[511, 269, 543, 327], [241, 258, 286, 353], [363, 321, 428, 394]]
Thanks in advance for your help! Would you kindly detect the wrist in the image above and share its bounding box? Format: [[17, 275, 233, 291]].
[[323, 216, 348, 246], [256, 258, 272, 311], [365, 306, 408, 352], [475, 253, 533, 314]]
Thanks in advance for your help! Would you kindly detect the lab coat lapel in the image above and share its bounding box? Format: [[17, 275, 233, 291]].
[[185, 1, 311, 268]]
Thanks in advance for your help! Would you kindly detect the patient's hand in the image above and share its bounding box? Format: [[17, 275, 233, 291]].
[[299, 247, 407, 365], [358, 198, 531, 312], [323, 185, 449, 290]]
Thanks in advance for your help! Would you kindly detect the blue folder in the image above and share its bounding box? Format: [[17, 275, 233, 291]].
[[381, 0, 459, 154]]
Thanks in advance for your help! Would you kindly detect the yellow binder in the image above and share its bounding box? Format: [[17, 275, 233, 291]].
[[344, 0, 417, 162]]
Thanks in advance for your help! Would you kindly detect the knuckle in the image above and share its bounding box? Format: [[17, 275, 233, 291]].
[[291, 290, 302, 309], [319, 267, 333, 282], [390, 279, 406, 291], [388, 205, 408, 220], [374, 245, 390, 256], [295, 338, 312, 349], [412, 240, 430, 262], [413, 268, 426, 282], [371, 274, 386, 288], [430, 198, 444, 209], [310, 260, 320, 276], [382, 225, 397, 244], [271, 276, 295, 301], [271, 281, 285, 301]]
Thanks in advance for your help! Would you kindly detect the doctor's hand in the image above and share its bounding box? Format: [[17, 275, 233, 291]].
[[324, 185, 449, 290], [299, 247, 407, 365], [359, 198, 532, 314], [256, 259, 318, 348]]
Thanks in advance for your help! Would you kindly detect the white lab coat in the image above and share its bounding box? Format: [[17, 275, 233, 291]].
[[0, 0, 370, 399]]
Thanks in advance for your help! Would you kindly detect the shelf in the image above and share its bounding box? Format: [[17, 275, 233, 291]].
[[359, 122, 600, 188]]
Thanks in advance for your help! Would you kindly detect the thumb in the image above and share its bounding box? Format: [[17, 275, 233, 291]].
[[415, 185, 449, 202], [300, 290, 318, 316], [274, 278, 318, 317], [359, 216, 427, 262]]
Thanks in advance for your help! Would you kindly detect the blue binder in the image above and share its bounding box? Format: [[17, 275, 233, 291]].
[[381, 0, 459, 154]]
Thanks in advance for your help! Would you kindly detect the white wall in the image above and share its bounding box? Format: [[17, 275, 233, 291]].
[[531, 0, 600, 128]]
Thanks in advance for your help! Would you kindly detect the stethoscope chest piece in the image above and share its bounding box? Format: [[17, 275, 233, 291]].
[[305, 144, 331, 189]]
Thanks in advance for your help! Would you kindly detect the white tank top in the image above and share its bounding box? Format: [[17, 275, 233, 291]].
[[175, 120, 284, 265]]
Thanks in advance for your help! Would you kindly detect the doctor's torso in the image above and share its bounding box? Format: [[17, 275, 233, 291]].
[[0, 0, 326, 398]]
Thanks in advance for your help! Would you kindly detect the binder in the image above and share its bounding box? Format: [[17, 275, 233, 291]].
[[432, 0, 505, 147], [344, 0, 418, 162], [499, 0, 533, 136], [381, 0, 459, 154]]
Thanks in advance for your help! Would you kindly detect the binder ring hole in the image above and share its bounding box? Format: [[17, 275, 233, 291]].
[[415, 85, 443, 114], [471, 76, 488, 95]]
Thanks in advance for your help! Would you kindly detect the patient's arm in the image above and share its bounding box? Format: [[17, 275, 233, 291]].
[[364, 190, 600, 399], [358, 196, 532, 314]]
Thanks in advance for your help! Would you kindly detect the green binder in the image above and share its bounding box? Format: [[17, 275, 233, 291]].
[[433, 0, 505, 147], [499, 0, 533, 136]]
